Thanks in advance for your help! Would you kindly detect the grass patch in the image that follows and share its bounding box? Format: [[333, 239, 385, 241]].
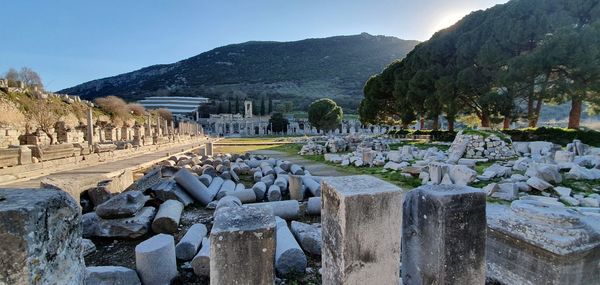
[[558, 178, 600, 195], [474, 161, 495, 175]]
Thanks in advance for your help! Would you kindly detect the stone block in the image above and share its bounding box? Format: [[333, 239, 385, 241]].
[[487, 200, 600, 285], [0, 188, 84, 285], [84, 266, 141, 285], [321, 175, 403, 285], [210, 206, 276, 285], [402, 185, 486, 285]]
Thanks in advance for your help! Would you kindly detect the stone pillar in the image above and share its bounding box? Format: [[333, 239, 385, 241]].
[[206, 142, 213, 156], [402, 185, 486, 285], [87, 107, 94, 146], [157, 117, 162, 137], [321, 175, 403, 285], [486, 200, 600, 285], [146, 115, 152, 137], [210, 206, 276, 285], [0, 188, 85, 284]]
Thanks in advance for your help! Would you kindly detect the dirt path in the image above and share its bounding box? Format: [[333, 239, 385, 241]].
[[251, 149, 349, 177]]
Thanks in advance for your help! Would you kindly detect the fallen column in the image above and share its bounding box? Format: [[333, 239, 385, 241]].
[[302, 176, 321, 196], [275, 217, 307, 276], [224, 189, 257, 203], [192, 237, 211, 277], [306, 197, 321, 215], [173, 169, 213, 205], [267, 184, 282, 201], [322, 175, 403, 285], [0, 188, 85, 285], [246, 200, 300, 220], [206, 177, 224, 200], [135, 233, 178, 285], [252, 181, 267, 200], [210, 206, 276, 284], [152, 200, 184, 234], [198, 174, 212, 187], [290, 164, 304, 175], [402, 184, 486, 285], [175, 223, 208, 261], [291, 221, 322, 256]]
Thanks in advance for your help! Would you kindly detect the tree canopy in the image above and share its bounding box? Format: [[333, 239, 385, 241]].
[[308, 98, 343, 132], [360, 0, 600, 129]]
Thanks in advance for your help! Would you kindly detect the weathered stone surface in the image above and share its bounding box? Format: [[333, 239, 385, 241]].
[[135, 233, 178, 285], [95, 191, 149, 219], [192, 237, 211, 277], [565, 165, 600, 180], [125, 167, 162, 193], [152, 200, 184, 234], [84, 266, 141, 285], [487, 200, 600, 285], [448, 164, 477, 186], [150, 179, 194, 206], [210, 206, 276, 285], [322, 175, 403, 285], [88, 186, 112, 207], [198, 174, 212, 187], [173, 169, 213, 205], [290, 221, 322, 256], [82, 207, 156, 238], [527, 176, 553, 191], [176, 223, 208, 261], [490, 182, 519, 201], [215, 195, 242, 210], [526, 163, 562, 184], [82, 238, 96, 256], [246, 200, 300, 220], [0, 188, 85, 285], [275, 217, 307, 276], [402, 185, 486, 285]]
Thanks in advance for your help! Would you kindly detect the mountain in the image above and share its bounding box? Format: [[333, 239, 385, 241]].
[[60, 33, 419, 112]]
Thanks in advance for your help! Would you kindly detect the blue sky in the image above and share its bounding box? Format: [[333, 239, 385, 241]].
[[0, 0, 508, 91]]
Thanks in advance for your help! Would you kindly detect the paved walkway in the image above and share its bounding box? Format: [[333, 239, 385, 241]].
[[6, 140, 208, 188], [251, 149, 349, 177]]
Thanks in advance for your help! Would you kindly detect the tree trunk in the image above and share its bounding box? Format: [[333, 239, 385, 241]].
[[432, 116, 439, 130], [447, 118, 455, 132], [480, 114, 491, 128], [527, 93, 534, 127], [568, 96, 583, 129], [44, 130, 54, 145], [419, 117, 425, 130], [503, 117, 511, 129]]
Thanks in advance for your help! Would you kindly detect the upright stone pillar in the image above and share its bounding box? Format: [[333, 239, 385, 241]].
[[210, 206, 276, 285], [0, 188, 85, 285], [402, 185, 486, 285], [321, 175, 403, 285], [206, 142, 213, 156], [86, 107, 94, 146], [157, 117, 162, 137], [146, 115, 152, 137]]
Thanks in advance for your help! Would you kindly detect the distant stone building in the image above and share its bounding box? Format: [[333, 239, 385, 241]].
[[138, 96, 209, 118]]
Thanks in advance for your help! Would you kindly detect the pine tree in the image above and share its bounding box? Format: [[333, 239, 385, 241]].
[[268, 98, 273, 114], [235, 97, 240, 114], [260, 97, 266, 116]]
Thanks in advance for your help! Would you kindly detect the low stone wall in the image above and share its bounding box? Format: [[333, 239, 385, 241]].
[[0, 136, 204, 185]]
